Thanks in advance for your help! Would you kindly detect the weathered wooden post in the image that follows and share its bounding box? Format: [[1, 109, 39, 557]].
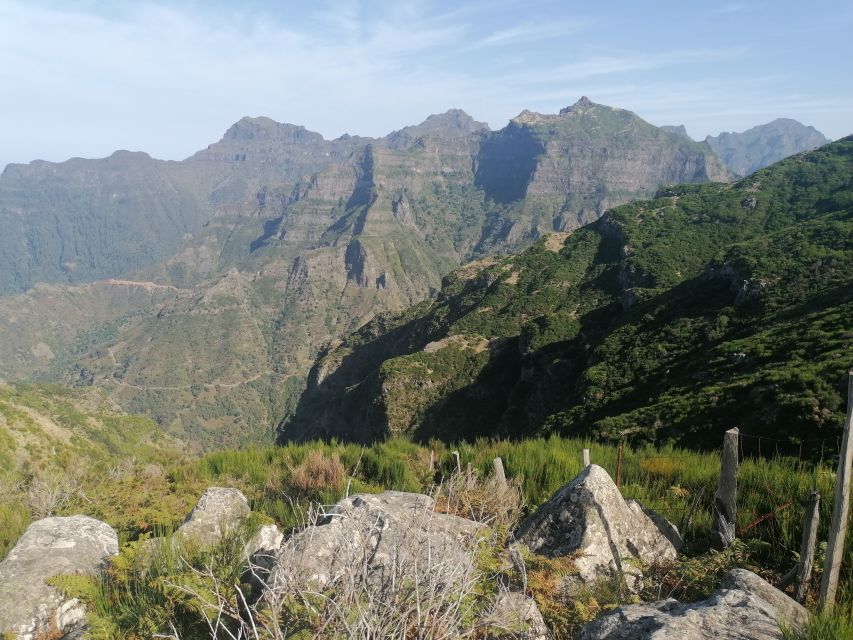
[[712, 428, 739, 549], [615, 445, 624, 488], [795, 490, 821, 604], [428, 449, 435, 474], [582, 448, 590, 467], [493, 457, 507, 490], [819, 371, 853, 610], [452, 450, 461, 474]]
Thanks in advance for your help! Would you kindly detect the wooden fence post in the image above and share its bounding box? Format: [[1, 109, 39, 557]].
[[615, 445, 624, 488], [493, 457, 507, 489], [429, 450, 435, 474], [452, 450, 461, 474], [712, 428, 739, 549], [819, 371, 853, 610], [583, 448, 590, 467], [795, 491, 821, 604]]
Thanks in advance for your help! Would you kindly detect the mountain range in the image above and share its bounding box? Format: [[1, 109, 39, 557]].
[[285, 136, 852, 454], [0, 99, 833, 448]]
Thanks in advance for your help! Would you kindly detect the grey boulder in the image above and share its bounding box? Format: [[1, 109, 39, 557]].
[[176, 486, 251, 547], [0, 515, 118, 640], [514, 464, 680, 591], [576, 569, 809, 639], [274, 491, 486, 590]]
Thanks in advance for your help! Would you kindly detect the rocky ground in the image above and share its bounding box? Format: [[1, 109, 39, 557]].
[[0, 464, 809, 639]]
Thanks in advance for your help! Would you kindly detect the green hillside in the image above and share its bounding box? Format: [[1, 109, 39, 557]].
[[286, 136, 853, 454], [0, 381, 182, 557]]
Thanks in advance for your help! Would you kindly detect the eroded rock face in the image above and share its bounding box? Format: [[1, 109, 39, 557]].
[[576, 569, 808, 640], [273, 491, 485, 591], [0, 515, 118, 640], [514, 465, 680, 590], [176, 487, 251, 547]]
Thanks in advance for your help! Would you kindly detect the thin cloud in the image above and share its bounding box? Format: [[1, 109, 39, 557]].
[[468, 20, 587, 49], [499, 47, 749, 87]]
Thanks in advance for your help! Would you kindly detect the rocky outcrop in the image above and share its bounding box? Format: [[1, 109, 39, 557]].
[[176, 486, 251, 547], [514, 465, 681, 591], [576, 569, 808, 639], [274, 491, 485, 590], [0, 515, 118, 640], [660, 125, 692, 140]]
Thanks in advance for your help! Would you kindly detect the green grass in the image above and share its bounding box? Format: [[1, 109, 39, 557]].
[[784, 604, 853, 640]]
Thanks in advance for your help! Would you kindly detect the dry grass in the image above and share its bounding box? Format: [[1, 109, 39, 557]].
[[290, 450, 345, 495], [433, 466, 525, 529]]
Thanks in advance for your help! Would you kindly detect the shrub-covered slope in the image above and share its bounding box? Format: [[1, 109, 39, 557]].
[[0, 380, 178, 474], [285, 137, 853, 453]]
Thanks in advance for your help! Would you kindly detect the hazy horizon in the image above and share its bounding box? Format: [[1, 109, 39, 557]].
[[1, 0, 851, 169]]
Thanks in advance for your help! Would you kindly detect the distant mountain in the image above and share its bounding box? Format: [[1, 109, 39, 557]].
[[284, 138, 853, 453], [705, 118, 829, 177], [0, 99, 732, 446]]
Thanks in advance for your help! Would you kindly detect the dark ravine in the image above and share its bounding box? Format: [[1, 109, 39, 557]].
[[0, 99, 829, 447]]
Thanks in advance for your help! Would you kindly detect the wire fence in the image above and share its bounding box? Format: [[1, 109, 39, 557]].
[[568, 431, 844, 545]]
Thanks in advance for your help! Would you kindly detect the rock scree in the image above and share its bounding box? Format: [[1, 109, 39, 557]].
[[576, 568, 809, 639], [514, 464, 681, 591], [0, 515, 118, 640]]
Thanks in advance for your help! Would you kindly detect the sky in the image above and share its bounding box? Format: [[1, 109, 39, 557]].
[[1, 0, 851, 169]]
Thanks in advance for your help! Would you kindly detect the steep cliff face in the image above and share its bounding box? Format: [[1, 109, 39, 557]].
[[284, 138, 853, 450], [473, 98, 731, 251], [705, 118, 830, 177]]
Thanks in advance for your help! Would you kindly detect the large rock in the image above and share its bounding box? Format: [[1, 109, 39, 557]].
[[176, 487, 251, 547], [484, 591, 550, 640], [514, 465, 680, 590], [0, 515, 118, 640], [576, 569, 808, 639], [273, 491, 485, 590]]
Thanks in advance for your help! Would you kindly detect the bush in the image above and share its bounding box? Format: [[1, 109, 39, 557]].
[[289, 449, 345, 495]]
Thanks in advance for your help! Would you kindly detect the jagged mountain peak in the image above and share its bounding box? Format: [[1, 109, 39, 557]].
[[383, 109, 489, 148], [222, 116, 326, 143], [511, 98, 627, 126], [559, 95, 596, 113]]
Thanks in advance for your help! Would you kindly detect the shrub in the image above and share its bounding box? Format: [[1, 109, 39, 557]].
[[289, 449, 345, 495]]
